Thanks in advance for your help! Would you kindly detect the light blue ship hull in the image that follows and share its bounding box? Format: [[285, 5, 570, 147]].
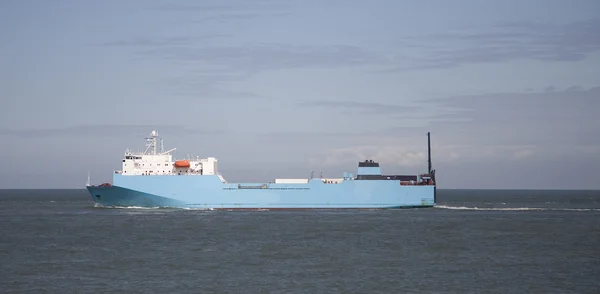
[[86, 174, 436, 209]]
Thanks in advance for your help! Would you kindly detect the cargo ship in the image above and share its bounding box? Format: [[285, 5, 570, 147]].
[[86, 131, 437, 209]]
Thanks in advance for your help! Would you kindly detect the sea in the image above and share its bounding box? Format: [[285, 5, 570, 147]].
[[0, 189, 599, 293]]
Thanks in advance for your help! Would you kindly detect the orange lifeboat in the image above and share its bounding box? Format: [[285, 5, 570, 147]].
[[174, 160, 190, 168]]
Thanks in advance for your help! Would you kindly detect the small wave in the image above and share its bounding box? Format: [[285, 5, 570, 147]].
[[435, 205, 599, 212], [110, 206, 162, 209], [93, 203, 214, 211], [182, 207, 215, 211]]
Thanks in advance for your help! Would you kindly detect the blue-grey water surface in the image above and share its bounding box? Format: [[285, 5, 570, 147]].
[[1, 189, 599, 293]]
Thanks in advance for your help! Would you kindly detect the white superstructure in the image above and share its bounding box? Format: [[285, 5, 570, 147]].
[[115, 131, 220, 178], [274, 179, 309, 184]]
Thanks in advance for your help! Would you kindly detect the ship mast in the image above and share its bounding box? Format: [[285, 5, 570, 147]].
[[144, 130, 158, 155]]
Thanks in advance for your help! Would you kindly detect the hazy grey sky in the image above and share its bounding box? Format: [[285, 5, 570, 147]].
[[2, 0, 599, 189]]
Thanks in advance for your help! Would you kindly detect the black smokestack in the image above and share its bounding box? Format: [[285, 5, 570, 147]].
[[428, 132, 437, 205], [427, 132, 432, 174]]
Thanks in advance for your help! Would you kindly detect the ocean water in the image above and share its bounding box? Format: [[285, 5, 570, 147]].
[[0, 189, 599, 293]]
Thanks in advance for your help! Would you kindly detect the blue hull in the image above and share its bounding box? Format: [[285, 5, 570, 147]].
[[86, 174, 435, 209]]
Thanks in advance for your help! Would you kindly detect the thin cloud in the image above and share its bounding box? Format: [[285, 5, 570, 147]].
[[387, 86, 600, 161], [295, 100, 423, 115], [152, 4, 237, 12], [192, 12, 291, 24], [152, 1, 286, 13], [294, 99, 470, 128], [136, 44, 386, 72], [0, 125, 227, 138], [151, 0, 290, 23], [127, 43, 387, 97], [153, 72, 264, 99], [255, 131, 390, 149], [104, 39, 385, 97], [379, 18, 600, 72], [434, 85, 600, 132], [96, 35, 228, 47]]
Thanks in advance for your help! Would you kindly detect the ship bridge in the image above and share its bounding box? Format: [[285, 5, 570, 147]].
[[115, 130, 220, 178], [355, 159, 419, 182], [357, 160, 382, 176]]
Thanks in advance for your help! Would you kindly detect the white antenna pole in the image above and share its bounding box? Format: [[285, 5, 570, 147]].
[[153, 131, 157, 155], [86, 170, 91, 187]]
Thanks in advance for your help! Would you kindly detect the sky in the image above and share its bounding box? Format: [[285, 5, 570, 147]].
[[1, 0, 600, 189]]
